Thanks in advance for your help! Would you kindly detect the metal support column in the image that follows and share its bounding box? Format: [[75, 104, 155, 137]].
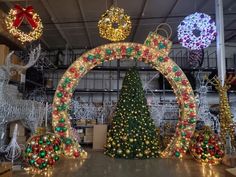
[[215, 0, 226, 86]]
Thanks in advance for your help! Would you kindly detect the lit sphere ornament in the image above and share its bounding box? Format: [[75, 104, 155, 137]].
[[98, 5, 132, 41], [190, 126, 224, 165], [24, 133, 62, 172], [5, 5, 43, 43], [177, 12, 216, 50]]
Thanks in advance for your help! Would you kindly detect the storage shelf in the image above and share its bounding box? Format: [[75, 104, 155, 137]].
[[42, 65, 235, 72], [45, 88, 236, 94]]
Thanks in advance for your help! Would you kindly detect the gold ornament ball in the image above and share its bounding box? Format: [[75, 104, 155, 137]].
[[122, 136, 127, 141], [117, 149, 122, 154], [138, 153, 143, 157], [129, 138, 134, 143], [126, 149, 130, 154], [145, 140, 150, 145]]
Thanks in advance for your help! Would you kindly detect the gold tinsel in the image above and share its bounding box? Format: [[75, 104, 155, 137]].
[[98, 5, 131, 42], [208, 75, 236, 147]]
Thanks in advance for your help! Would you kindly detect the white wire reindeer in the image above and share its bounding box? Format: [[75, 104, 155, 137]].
[[196, 72, 220, 133], [0, 45, 45, 146]]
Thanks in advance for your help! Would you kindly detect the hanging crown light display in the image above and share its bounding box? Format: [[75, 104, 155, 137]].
[[98, 5, 131, 42], [5, 4, 43, 43]]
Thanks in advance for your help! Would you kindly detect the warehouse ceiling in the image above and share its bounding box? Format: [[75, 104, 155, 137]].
[[0, 0, 236, 50]]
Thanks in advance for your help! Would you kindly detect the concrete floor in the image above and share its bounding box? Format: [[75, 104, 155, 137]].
[[14, 151, 227, 177]]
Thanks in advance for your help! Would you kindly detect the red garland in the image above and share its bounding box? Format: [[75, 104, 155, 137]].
[[13, 4, 38, 28]]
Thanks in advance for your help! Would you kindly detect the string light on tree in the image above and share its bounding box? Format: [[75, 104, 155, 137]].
[[207, 75, 236, 147], [178, 12, 216, 50], [105, 68, 160, 159], [5, 4, 43, 43]]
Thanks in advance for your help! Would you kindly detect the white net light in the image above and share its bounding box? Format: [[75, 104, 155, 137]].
[[196, 73, 219, 132], [0, 45, 45, 146]]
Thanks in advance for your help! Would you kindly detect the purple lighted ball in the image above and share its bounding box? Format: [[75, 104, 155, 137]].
[[177, 12, 216, 50]]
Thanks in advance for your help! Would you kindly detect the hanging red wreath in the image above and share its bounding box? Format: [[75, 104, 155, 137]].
[[5, 4, 43, 43]]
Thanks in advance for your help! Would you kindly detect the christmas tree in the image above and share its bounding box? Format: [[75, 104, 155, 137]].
[[105, 68, 159, 159]]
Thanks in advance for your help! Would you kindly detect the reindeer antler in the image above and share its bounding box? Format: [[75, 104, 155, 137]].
[[225, 74, 236, 85], [4, 44, 41, 74], [206, 76, 219, 86]]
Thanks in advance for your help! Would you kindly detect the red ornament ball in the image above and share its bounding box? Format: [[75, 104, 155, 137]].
[[190, 126, 224, 165], [25, 133, 62, 171]]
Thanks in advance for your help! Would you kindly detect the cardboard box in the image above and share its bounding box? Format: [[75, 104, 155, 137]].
[[10, 54, 22, 82], [85, 128, 93, 136], [0, 44, 9, 66], [9, 122, 25, 137], [16, 136, 26, 145], [84, 135, 93, 143], [225, 168, 236, 177], [77, 129, 84, 134], [86, 119, 96, 125], [46, 79, 53, 88], [78, 133, 84, 138], [93, 125, 108, 150], [76, 119, 86, 126], [0, 162, 12, 177]]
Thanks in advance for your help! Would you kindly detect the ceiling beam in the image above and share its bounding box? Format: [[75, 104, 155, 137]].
[[161, 0, 179, 24], [221, 0, 236, 42], [225, 33, 236, 42], [39, 38, 50, 50], [23, 12, 236, 26], [131, 0, 148, 42], [40, 0, 72, 49], [159, 0, 179, 43], [223, 0, 236, 11], [75, 0, 93, 47]]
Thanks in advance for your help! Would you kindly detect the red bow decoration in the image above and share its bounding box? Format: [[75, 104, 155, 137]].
[[13, 4, 38, 28]]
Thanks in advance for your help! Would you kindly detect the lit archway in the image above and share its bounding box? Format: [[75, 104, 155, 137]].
[[52, 42, 197, 158]]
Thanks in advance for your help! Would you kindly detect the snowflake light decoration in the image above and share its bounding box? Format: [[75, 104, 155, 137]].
[[177, 12, 216, 50]]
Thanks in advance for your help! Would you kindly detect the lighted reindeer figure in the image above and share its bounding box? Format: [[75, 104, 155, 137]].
[[207, 75, 236, 148], [196, 73, 219, 133], [0, 45, 45, 146]]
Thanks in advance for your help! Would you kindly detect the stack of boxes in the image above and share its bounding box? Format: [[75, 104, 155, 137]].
[[84, 127, 93, 143], [9, 121, 26, 145], [75, 119, 97, 144], [76, 119, 86, 126], [77, 129, 84, 143], [0, 44, 23, 82], [86, 119, 96, 126]]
